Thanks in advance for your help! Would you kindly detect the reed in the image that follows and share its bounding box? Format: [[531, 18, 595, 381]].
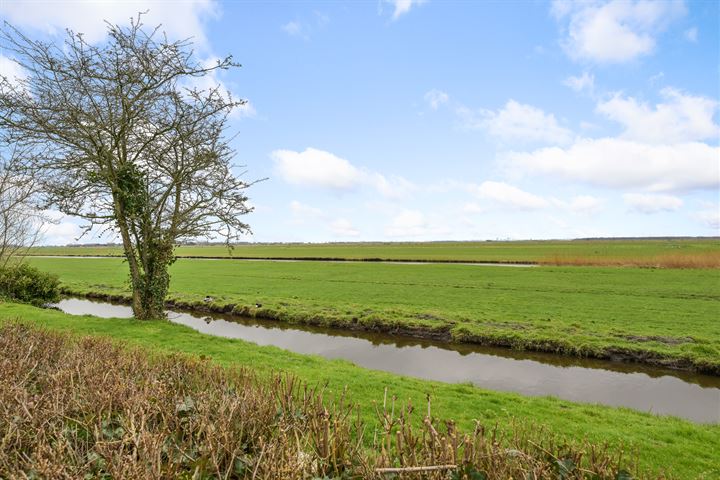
[[540, 251, 720, 268]]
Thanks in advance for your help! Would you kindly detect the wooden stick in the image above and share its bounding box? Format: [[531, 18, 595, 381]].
[[375, 464, 457, 473]]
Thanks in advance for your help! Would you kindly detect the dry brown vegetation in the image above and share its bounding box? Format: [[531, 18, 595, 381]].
[[540, 251, 720, 269], [0, 323, 654, 479]]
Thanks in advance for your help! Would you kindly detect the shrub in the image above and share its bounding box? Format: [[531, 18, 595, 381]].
[[0, 262, 60, 306]]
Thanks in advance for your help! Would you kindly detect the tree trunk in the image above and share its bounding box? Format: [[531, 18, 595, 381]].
[[132, 238, 173, 320]]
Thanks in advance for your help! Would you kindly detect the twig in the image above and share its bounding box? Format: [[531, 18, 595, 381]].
[[375, 464, 457, 474]]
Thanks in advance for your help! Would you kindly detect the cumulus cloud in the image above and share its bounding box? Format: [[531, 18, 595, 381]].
[[506, 138, 719, 192], [424, 89, 449, 110], [563, 72, 594, 93], [458, 100, 573, 145], [0, 0, 220, 46], [473, 181, 549, 210], [552, 0, 686, 63], [623, 193, 683, 213], [274, 148, 365, 190], [272, 147, 415, 198], [596, 88, 719, 144]]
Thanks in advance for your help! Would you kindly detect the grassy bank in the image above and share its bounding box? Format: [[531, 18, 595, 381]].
[[6, 324, 643, 479], [1, 303, 719, 478], [27, 257, 720, 372], [29, 238, 720, 267]]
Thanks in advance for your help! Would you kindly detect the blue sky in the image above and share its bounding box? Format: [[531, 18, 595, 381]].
[[1, 0, 719, 244]]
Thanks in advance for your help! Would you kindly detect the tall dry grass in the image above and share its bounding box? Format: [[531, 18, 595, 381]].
[[540, 251, 720, 269], [0, 323, 657, 479]]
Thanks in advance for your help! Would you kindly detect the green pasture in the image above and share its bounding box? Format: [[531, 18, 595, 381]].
[[26, 256, 720, 372], [29, 238, 720, 263]]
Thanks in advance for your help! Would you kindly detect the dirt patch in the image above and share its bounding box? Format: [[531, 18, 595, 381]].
[[618, 334, 695, 345]]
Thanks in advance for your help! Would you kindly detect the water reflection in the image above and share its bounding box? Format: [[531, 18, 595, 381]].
[[53, 297, 720, 424]]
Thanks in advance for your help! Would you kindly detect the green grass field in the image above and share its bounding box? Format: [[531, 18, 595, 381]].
[[29, 238, 720, 265], [1, 302, 718, 478], [26, 256, 720, 372]]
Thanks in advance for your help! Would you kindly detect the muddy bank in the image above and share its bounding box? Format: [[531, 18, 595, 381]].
[[65, 288, 719, 376]]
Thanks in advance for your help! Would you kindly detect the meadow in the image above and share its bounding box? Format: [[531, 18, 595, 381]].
[[1, 304, 718, 478], [26, 256, 720, 372], [29, 238, 720, 267]]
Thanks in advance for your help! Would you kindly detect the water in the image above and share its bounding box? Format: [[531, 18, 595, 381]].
[[30, 255, 536, 267], [53, 297, 720, 424]]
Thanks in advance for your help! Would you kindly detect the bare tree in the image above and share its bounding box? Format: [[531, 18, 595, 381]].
[[0, 18, 256, 319], [0, 143, 43, 268]]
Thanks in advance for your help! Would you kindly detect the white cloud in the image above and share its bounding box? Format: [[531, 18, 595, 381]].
[[424, 89, 449, 110], [692, 203, 720, 230], [385, 210, 436, 237], [183, 57, 254, 118], [288, 202, 360, 237], [282, 21, 303, 37], [458, 100, 573, 145], [1, 2, 250, 116], [329, 218, 359, 237], [462, 202, 487, 214], [39, 210, 118, 245], [272, 147, 415, 198], [371, 173, 417, 199], [552, 195, 605, 214], [684, 27, 698, 42], [563, 72, 594, 93], [552, 0, 686, 63], [0, 0, 220, 46], [623, 193, 683, 213], [473, 181, 549, 210], [289, 200, 324, 220], [596, 88, 719, 144], [507, 138, 719, 192], [273, 148, 365, 190], [41, 219, 81, 245], [0, 54, 27, 88], [649, 71, 665, 86], [234, 101, 257, 118], [384, 0, 426, 20], [281, 13, 329, 39], [315, 11, 331, 27]]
